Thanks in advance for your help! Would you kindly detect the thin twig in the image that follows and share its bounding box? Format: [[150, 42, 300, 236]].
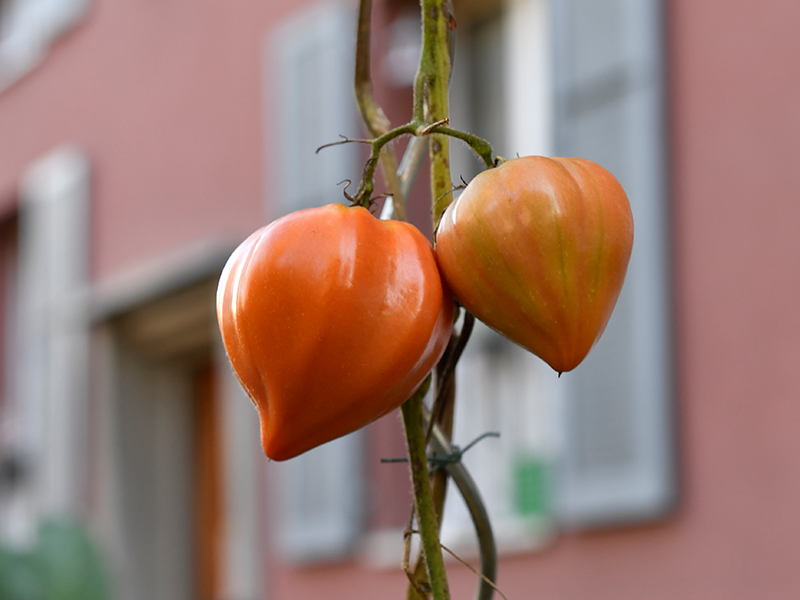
[[401, 378, 451, 600], [418, 118, 451, 136], [439, 544, 510, 600], [428, 125, 494, 170], [406, 528, 508, 600], [423, 409, 498, 600], [425, 312, 475, 445], [355, 0, 408, 220], [354, 123, 417, 207], [403, 513, 430, 600], [316, 135, 373, 154]]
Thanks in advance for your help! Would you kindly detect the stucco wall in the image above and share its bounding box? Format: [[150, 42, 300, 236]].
[[2, 0, 799, 597], [275, 1, 800, 598], [0, 0, 323, 280]]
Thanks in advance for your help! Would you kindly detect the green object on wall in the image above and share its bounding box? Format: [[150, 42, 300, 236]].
[[0, 519, 110, 600], [513, 456, 550, 517]]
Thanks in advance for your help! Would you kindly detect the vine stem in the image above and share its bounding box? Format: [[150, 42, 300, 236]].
[[350, 0, 492, 212], [402, 2, 454, 599], [415, 0, 454, 230], [401, 386, 451, 600], [354, 0, 408, 220], [354, 1, 497, 598]]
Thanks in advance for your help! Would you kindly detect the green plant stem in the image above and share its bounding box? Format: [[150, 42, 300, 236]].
[[406, 365, 455, 600], [401, 392, 451, 600], [357, 123, 417, 207], [433, 126, 494, 170], [423, 410, 498, 600], [354, 0, 408, 220], [400, 2, 455, 598], [414, 0, 454, 230], [354, 122, 494, 209]]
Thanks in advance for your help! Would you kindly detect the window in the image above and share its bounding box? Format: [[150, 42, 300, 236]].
[[16, 147, 90, 517], [268, 1, 360, 218], [0, 0, 89, 92], [552, 0, 674, 526], [0, 147, 90, 551], [443, 0, 674, 552], [264, 0, 674, 563], [266, 1, 364, 562], [443, 0, 560, 553]]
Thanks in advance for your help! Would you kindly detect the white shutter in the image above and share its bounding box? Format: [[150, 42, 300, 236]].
[[552, 0, 675, 525], [0, 0, 90, 91], [442, 325, 560, 553], [265, 2, 363, 562], [216, 341, 264, 599], [271, 434, 363, 562], [17, 147, 91, 517], [269, 1, 359, 217]]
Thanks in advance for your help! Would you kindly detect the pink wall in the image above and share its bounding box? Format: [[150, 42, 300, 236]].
[[475, 1, 800, 598], [3, 0, 800, 597], [0, 0, 321, 280], [275, 0, 800, 598]]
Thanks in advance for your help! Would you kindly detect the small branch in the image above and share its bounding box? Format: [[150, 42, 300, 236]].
[[407, 309, 469, 598], [418, 118, 451, 136], [423, 409, 498, 600], [355, 0, 408, 220], [355, 0, 391, 137], [429, 126, 494, 170], [426, 311, 475, 445], [401, 381, 451, 600], [355, 123, 417, 207], [316, 135, 373, 154], [403, 515, 430, 600], [439, 543, 510, 600], [416, 0, 454, 231]]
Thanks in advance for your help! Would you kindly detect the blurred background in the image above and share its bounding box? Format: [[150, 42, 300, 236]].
[[0, 0, 798, 598]]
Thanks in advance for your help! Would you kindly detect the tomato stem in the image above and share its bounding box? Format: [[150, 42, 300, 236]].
[[355, 0, 408, 221], [350, 2, 499, 598], [354, 121, 494, 209], [356, 123, 417, 208], [400, 378, 451, 600], [352, 0, 493, 216], [414, 0, 453, 230], [430, 125, 494, 171]]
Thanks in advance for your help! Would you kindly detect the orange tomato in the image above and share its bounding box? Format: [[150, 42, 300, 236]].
[[435, 156, 633, 373], [217, 203, 453, 460]]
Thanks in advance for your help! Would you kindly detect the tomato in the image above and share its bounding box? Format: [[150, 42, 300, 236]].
[[217, 203, 453, 460], [435, 156, 633, 373]]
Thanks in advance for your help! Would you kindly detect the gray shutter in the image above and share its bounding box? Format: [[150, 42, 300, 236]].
[[0, 0, 90, 91], [17, 147, 91, 517], [265, 2, 364, 562], [269, 1, 359, 217], [553, 0, 675, 526], [271, 434, 363, 562], [217, 343, 264, 599]]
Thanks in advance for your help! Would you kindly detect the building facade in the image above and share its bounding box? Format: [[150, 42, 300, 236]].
[[0, 0, 799, 598]]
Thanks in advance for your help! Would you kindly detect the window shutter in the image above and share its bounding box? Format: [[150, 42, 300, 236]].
[[17, 147, 90, 517], [269, 2, 359, 217], [266, 2, 363, 562], [552, 0, 675, 526], [0, 0, 90, 91], [216, 344, 263, 599], [271, 434, 363, 562]]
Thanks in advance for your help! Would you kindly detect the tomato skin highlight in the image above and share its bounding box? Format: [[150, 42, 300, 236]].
[[435, 156, 633, 373], [217, 203, 453, 461]]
